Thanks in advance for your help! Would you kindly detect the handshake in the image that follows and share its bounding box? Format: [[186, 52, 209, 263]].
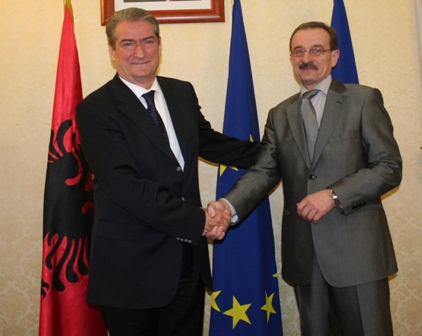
[[202, 200, 232, 240]]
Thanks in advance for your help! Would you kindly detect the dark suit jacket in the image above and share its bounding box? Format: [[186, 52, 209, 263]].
[[76, 75, 260, 309], [225, 79, 402, 287]]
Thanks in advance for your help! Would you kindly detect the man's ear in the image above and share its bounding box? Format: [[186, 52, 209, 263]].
[[331, 49, 340, 68], [109, 44, 115, 61]]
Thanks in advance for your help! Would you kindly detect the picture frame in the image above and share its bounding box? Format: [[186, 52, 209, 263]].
[[101, 0, 225, 25]]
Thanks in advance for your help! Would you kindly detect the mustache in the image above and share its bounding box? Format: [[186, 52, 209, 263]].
[[299, 62, 318, 70]]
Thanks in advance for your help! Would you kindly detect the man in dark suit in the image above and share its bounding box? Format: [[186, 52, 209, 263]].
[[76, 7, 259, 336], [209, 22, 402, 335]]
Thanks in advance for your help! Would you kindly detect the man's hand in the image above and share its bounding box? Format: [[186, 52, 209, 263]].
[[207, 199, 232, 218], [296, 189, 335, 224], [202, 206, 231, 240]]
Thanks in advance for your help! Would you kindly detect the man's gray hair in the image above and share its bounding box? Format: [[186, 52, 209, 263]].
[[106, 7, 160, 48]]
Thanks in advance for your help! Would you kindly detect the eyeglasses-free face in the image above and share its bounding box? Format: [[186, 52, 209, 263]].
[[109, 20, 162, 89], [290, 28, 340, 90]]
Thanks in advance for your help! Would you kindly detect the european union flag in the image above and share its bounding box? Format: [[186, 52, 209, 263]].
[[209, 1, 283, 335], [331, 0, 359, 84]]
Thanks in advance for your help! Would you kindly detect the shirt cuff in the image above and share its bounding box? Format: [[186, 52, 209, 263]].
[[220, 198, 239, 226]]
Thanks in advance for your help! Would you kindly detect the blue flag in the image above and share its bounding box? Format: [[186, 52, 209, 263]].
[[331, 0, 359, 83], [209, 1, 283, 335]]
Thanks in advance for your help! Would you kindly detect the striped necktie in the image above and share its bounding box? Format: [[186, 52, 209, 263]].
[[143, 90, 169, 142]]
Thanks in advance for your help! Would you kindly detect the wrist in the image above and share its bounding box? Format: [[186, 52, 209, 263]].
[[329, 189, 344, 213]]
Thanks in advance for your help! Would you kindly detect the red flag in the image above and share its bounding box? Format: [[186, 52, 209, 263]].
[[39, 1, 107, 335]]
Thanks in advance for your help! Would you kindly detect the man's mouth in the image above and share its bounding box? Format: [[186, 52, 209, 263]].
[[299, 63, 318, 70]]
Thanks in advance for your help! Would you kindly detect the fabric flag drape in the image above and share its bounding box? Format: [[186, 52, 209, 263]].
[[331, 0, 359, 83], [209, 0, 283, 335], [39, 1, 107, 335]]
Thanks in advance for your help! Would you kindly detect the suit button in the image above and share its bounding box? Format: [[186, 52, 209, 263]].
[[308, 174, 317, 180], [176, 167, 182, 172]]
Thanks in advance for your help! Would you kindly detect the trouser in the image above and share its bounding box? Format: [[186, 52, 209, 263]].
[[100, 244, 205, 336], [294, 256, 393, 336]]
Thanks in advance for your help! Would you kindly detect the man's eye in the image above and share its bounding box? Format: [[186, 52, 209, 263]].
[[143, 39, 155, 46], [312, 47, 322, 53], [122, 41, 135, 48]]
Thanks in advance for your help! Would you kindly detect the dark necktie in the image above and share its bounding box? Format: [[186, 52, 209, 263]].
[[301, 89, 320, 161], [142, 90, 169, 142]]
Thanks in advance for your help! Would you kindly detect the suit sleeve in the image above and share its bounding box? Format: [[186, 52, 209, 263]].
[[190, 84, 261, 167], [223, 108, 282, 220], [327, 88, 402, 215], [197, 117, 261, 168]]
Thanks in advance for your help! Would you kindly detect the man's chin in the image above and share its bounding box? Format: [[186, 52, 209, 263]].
[[299, 76, 317, 84]]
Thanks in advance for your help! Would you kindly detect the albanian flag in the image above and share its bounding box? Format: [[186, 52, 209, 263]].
[[39, 1, 107, 335]]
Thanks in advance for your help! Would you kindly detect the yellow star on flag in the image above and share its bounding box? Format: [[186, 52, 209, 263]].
[[261, 291, 277, 322], [219, 164, 238, 176], [223, 296, 252, 328], [211, 290, 221, 312], [219, 134, 255, 177]]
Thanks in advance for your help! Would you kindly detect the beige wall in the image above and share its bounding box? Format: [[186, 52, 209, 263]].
[[1, 0, 421, 335]]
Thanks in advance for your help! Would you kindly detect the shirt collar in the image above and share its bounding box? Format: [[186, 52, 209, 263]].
[[300, 75, 332, 96], [119, 76, 163, 98]]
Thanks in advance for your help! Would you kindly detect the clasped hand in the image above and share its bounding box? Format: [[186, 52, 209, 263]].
[[202, 200, 232, 240]]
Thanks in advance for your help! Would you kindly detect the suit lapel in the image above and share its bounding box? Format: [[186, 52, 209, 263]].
[[312, 80, 347, 167], [287, 94, 312, 168], [109, 75, 175, 159]]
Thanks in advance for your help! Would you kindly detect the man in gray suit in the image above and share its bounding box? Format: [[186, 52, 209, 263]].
[[208, 21, 402, 335]]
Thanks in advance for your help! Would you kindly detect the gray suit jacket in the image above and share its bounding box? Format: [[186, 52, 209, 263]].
[[225, 79, 402, 287]]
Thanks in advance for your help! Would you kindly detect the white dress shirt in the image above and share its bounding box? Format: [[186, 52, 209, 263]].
[[300, 75, 332, 127], [120, 77, 185, 171]]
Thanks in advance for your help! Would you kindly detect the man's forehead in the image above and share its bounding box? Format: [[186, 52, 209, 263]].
[[116, 20, 155, 34], [291, 28, 330, 46], [292, 43, 324, 50]]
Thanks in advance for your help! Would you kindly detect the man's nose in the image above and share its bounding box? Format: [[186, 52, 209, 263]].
[[134, 43, 145, 57], [302, 50, 313, 62]]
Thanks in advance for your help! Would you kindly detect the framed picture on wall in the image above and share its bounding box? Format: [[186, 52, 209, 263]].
[[101, 0, 225, 25]]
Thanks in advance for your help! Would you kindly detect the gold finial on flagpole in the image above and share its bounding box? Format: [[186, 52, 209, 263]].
[[64, 0, 74, 18]]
